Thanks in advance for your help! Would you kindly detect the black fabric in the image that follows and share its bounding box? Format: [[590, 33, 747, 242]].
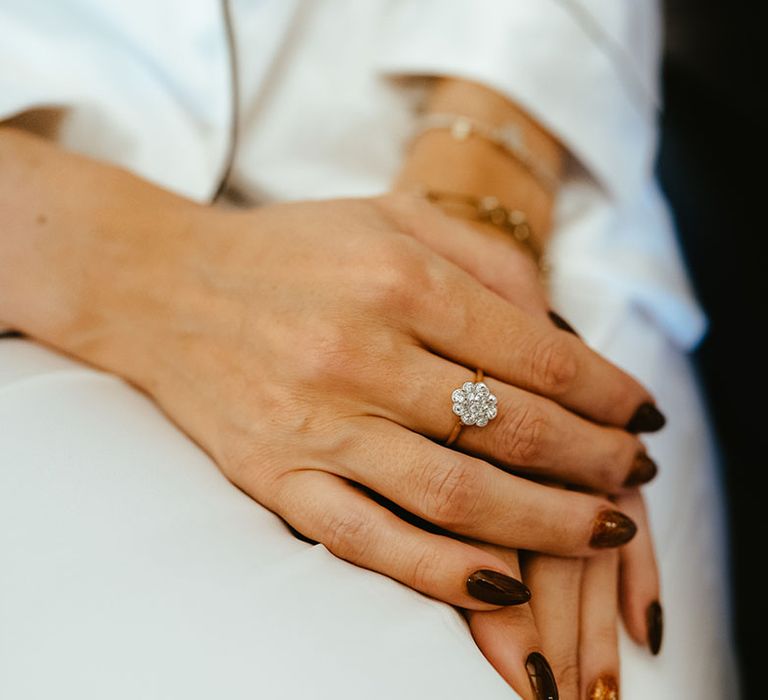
[[659, 2, 766, 695]]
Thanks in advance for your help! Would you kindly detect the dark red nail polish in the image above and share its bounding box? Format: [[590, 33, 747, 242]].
[[588, 675, 619, 699], [466, 569, 531, 605], [647, 601, 664, 655], [626, 403, 666, 433], [590, 510, 637, 548], [548, 310, 580, 337], [623, 451, 658, 488], [526, 652, 559, 700]]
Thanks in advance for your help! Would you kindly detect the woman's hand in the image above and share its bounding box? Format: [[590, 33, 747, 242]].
[[388, 75, 664, 697], [466, 493, 661, 700], [366, 201, 663, 699], [467, 546, 620, 700], [129, 194, 651, 601], [0, 129, 660, 613]]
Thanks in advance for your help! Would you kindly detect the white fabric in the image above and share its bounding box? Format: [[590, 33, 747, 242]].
[[0, 0, 736, 697], [0, 0, 231, 200], [0, 302, 737, 699], [0, 0, 704, 346]]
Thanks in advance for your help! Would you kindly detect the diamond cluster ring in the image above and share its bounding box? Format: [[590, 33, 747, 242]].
[[444, 368, 498, 446]]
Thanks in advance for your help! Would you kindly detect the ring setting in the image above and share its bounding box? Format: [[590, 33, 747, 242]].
[[444, 368, 497, 447], [451, 380, 498, 427]]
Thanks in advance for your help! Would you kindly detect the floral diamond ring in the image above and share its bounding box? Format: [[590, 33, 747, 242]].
[[445, 369, 497, 446]]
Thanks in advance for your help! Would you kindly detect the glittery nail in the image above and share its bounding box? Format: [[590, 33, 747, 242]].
[[588, 675, 619, 699], [589, 510, 637, 548]]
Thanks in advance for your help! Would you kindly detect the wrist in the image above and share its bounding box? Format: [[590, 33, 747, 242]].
[[394, 78, 561, 243], [0, 128, 204, 385], [426, 77, 563, 180], [394, 134, 554, 239]]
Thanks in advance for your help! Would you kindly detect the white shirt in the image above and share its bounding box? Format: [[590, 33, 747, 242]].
[[0, 0, 705, 347]]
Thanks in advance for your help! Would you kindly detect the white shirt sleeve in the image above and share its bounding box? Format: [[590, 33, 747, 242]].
[[373, 0, 662, 203], [0, 0, 232, 201], [0, 0, 233, 333]]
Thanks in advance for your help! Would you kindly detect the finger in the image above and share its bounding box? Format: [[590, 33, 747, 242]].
[[335, 417, 638, 557], [376, 193, 549, 316], [580, 550, 621, 700], [265, 468, 531, 610], [395, 246, 664, 431], [523, 553, 584, 699], [465, 543, 558, 700], [384, 345, 656, 493], [616, 491, 663, 655]]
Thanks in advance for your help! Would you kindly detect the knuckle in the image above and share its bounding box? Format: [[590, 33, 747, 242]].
[[409, 547, 441, 592], [553, 657, 580, 693], [322, 507, 374, 562], [362, 237, 434, 314], [419, 460, 483, 529], [529, 335, 578, 395], [497, 405, 548, 464], [215, 426, 289, 501], [293, 323, 359, 385]]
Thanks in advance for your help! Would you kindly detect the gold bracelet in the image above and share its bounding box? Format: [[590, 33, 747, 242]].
[[422, 189, 548, 273], [412, 113, 560, 194]]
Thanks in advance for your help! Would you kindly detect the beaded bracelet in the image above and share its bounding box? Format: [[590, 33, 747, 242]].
[[422, 189, 549, 275], [413, 113, 560, 194]]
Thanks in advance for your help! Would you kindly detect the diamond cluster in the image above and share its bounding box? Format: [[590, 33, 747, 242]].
[[451, 381, 498, 427]]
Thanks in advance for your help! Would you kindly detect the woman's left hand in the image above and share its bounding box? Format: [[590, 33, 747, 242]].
[[466, 491, 661, 700]]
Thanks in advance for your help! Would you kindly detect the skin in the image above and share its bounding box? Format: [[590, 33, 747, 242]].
[[397, 78, 662, 698], [0, 78, 661, 697]]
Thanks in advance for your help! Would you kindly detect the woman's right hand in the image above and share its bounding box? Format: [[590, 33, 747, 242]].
[[100, 193, 664, 607], [0, 131, 660, 611]]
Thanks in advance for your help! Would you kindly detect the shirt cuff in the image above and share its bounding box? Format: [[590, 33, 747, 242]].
[[374, 0, 659, 202]]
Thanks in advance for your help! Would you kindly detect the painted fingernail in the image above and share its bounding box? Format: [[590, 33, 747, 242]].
[[623, 451, 658, 488], [647, 601, 664, 655], [588, 675, 619, 700], [466, 569, 531, 605], [626, 403, 666, 433], [548, 310, 580, 337], [526, 652, 559, 700], [589, 510, 637, 548]]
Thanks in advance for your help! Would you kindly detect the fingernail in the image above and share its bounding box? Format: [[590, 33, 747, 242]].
[[589, 510, 637, 548], [588, 675, 619, 699], [626, 403, 666, 433], [526, 652, 559, 700], [623, 451, 658, 488], [647, 601, 664, 655], [466, 569, 531, 605], [548, 310, 580, 337]]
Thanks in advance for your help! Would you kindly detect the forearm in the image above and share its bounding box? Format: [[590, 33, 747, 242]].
[[0, 127, 199, 380]]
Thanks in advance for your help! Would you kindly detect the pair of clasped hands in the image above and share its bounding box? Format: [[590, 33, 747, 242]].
[[1, 81, 661, 700]]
